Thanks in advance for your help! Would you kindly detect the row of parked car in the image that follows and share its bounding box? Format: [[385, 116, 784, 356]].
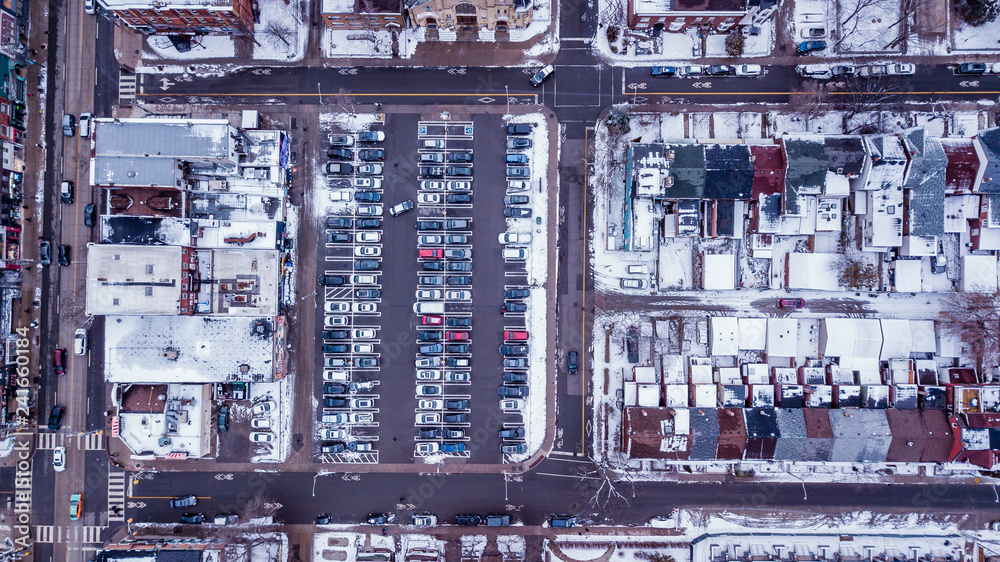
[[796, 63, 914, 79], [651, 64, 763, 77]]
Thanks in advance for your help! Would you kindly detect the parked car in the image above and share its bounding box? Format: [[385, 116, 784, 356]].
[[39, 241, 51, 265], [357, 163, 383, 175], [252, 400, 275, 414], [390, 200, 414, 216], [416, 442, 440, 454], [446, 166, 472, 177], [498, 385, 528, 397], [550, 516, 577, 528], [62, 114, 74, 136], [446, 193, 471, 204], [417, 220, 443, 230], [329, 135, 354, 146], [250, 431, 274, 443], [441, 442, 466, 452], [506, 166, 530, 178], [507, 124, 532, 135], [180, 513, 205, 524], [650, 66, 676, 77], [367, 514, 389, 525], [500, 427, 526, 439], [170, 495, 198, 508], [84, 203, 96, 227], [448, 151, 473, 163], [705, 65, 732, 76], [419, 166, 445, 177], [53, 348, 66, 376], [568, 350, 579, 374], [529, 64, 554, 86], [358, 149, 385, 161], [327, 147, 353, 160], [506, 138, 532, 149], [501, 443, 528, 454], [734, 64, 762, 76], [455, 514, 482, 526], [959, 62, 988, 74], [797, 40, 827, 54], [357, 218, 381, 229], [325, 162, 353, 175], [355, 191, 381, 203], [504, 330, 528, 341], [777, 298, 805, 308], [58, 244, 70, 266], [217, 405, 229, 432], [419, 152, 445, 163], [505, 195, 529, 205], [357, 131, 385, 143], [319, 275, 347, 286], [320, 442, 345, 453], [504, 206, 532, 218], [502, 302, 527, 314], [60, 181, 73, 204]]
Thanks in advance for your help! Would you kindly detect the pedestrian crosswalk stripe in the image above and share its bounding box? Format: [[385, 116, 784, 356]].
[[68, 526, 104, 544], [79, 433, 103, 451], [36, 433, 59, 450], [33, 525, 59, 543], [119, 72, 136, 104], [107, 470, 126, 522]]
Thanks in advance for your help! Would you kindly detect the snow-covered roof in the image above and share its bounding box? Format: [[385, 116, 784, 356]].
[[323, 0, 356, 13], [105, 315, 278, 383], [702, 253, 735, 290], [738, 318, 766, 350], [893, 259, 923, 292], [879, 319, 912, 360], [944, 194, 979, 233], [903, 129, 947, 237], [766, 318, 797, 357], [94, 155, 179, 188], [95, 118, 237, 162], [910, 320, 937, 353], [786, 252, 842, 291], [821, 318, 883, 359], [101, 217, 193, 246], [710, 316, 739, 356], [961, 253, 998, 292], [118, 383, 212, 459], [197, 249, 281, 316], [86, 244, 187, 315]]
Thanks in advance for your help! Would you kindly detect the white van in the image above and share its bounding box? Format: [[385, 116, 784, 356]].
[[323, 370, 348, 382], [413, 301, 445, 315], [78, 113, 92, 138], [627, 265, 648, 275], [502, 247, 526, 260]]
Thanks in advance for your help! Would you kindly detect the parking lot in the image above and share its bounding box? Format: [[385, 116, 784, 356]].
[[313, 112, 545, 465]]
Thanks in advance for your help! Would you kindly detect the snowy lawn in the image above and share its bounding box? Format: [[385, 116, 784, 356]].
[[254, 0, 308, 61], [146, 35, 235, 61], [323, 28, 393, 59], [954, 18, 1000, 51], [836, 0, 902, 53]]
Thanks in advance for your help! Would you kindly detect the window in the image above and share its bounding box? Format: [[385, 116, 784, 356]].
[[113, 298, 120, 306], [114, 254, 121, 260], [146, 264, 154, 274], [145, 287, 153, 296]]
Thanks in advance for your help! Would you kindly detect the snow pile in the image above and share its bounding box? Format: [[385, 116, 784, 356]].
[[421, 452, 447, 465], [400, 534, 444, 558], [145, 35, 235, 60], [249, 533, 287, 562], [253, 0, 307, 61], [503, 111, 551, 459], [460, 535, 486, 558], [320, 111, 381, 133]]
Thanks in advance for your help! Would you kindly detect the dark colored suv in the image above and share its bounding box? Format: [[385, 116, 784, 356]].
[[47, 405, 65, 431]]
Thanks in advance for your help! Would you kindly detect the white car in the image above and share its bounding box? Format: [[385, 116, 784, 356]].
[[420, 180, 445, 190], [418, 193, 442, 204], [352, 398, 375, 409], [649, 515, 676, 528], [329, 190, 352, 202], [323, 370, 349, 382], [796, 64, 832, 79], [419, 235, 443, 245], [499, 233, 532, 244], [250, 431, 274, 443], [445, 290, 471, 301], [349, 412, 374, 424], [325, 301, 350, 313], [352, 328, 377, 339], [389, 200, 414, 216], [251, 418, 271, 429], [680, 65, 704, 76], [322, 429, 348, 440], [415, 357, 443, 368], [353, 274, 377, 285], [53, 446, 66, 472], [502, 248, 526, 260], [507, 180, 528, 191], [357, 232, 381, 243], [412, 513, 438, 525], [325, 315, 349, 327], [886, 63, 915, 75], [991, 62, 1000, 74], [354, 246, 381, 257], [499, 399, 525, 411], [416, 289, 443, 300], [79, 112, 93, 137], [84, 0, 96, 14], [446, 181, 472, 191], [74, 328, 88, 356], [415, 443, 440, 455], [353, 302, 377, 313], [353, 178, 382, 188], [416, 369, 441, 380], [448, 357, 470, 368], [416, 413, 441, 424], [418, 399, 444, 410], [353, 344, 374, 354], [356, 204, 383, 216], [252, 400, 275, 415], [734, 64, 763, 76], [444, 371, 470, 382]]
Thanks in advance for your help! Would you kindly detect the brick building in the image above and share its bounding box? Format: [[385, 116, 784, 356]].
[[100, 0, 255, 35], [322, 0, 405, 30]]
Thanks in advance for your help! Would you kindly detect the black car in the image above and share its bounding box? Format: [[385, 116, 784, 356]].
[[358, 149, 386, 161], [327, 217, 353, 229], [446, 166, 473, 177], [170, 495, 198, 508], [499, 427, 525, 439], [319, 275, 347, 286], [418, 428, 441, 439], [446, 317, 471, 327], [445, 400, 469, 410], [442, 429, 465, 439], [705, 65, 732, 75], [367, 513, 389, 525], [503, 302, 527, 314], [180, 513, 205, 524], [323, 344, 349, 354], [58, 245, 70, 266], [84, 203, 96, 227], [39, 241, 52, 265], [356, 289, 380, 299], [354, 259, 380, 270], [506, 138, 531, 150], [47, 405, 65, 431], [416, 220, 443, 230], [423, 262, 445, 271], [324, 397, 348, 408], [446, 344, 471, 354], [445, 358, 468, 367], [498, 385, 529, 397], [568, 350, 579, 374], [504, 206, 532, 218], [959, 62, 988, 74], [323, 383, 347, 395], [357, 131, 385, 143], [326, 162, 353, 175], [499, 344, 528, 356], [503, 372, 528, 383], [419, 275, 445, 286], [455, 514, 482, 526], [505, 195, 529, 205], [446, 194, 471, 204], [505, 288, 530, 299], [327, 147, 353, 160], [447, 276, 471, 286], [326, 232, 352, 243], [507, 124, 532, 135], [355, 191, 381, 203], [443, 413, 469, 423], [316, 514, 333, 524], [217, 405, 229, 432], [419, 166, 445, 177], [357, 218, 381, 229], [417, 331, 443, 341], [448, 151, 473, 163], [323, 330, 349, 340], [446, 262, 472, 272]]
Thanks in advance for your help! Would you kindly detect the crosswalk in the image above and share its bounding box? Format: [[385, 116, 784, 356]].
[[107, 471, 126, 522], [34, 525, 105, 544], [36, 432, 103, 450], [36, 432, 58, 450], [119, 71, 137, 104], [79, 432, 103, 451]]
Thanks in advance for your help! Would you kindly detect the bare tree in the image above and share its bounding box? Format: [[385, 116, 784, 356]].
[[836, 0, 907, 52], [260, 20, 295, 49], [938, 290, 1000, 370], [599, 0, 627, 29], [789, 80, 828, 124], [833, 76, 903, 126], [214, 492, 282, 562], [574, 461, 635, 514], [335, 87, 357, 114], [831, 255, 879, 290]]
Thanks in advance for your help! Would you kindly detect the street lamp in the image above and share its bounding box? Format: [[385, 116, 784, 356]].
[[505, 85, 510, 115], [317, 83, 327, 108]]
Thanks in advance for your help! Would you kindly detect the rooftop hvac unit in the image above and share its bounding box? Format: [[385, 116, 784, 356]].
[[208, 180, 228, 191]]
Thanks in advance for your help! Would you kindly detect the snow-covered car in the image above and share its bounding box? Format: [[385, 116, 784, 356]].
[[507, 180, 529, 191], [251, 418, 271, 429], [252, 401, 275, 415], [796, 64, 831, 78], [680, 65, 704, 76], [499, 232, 532, 244], [734, 64, 763, 76], [412, 513, 438, 525], [885, 63, 915, 75]]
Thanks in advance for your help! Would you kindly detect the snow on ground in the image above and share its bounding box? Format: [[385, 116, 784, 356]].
[[516, 0, 558, 59], [250, 533, 287, 562], [399, 534, 444, 558], [496, 535, 526, 558], [792, 0, 830, 47], [690, 112, 711, 138], [323, 28, 393, 59], [952, 111, 982, 137], [660, 112, 686, 139], [954, 17, 1000, 52], [460, 535, 486, 558], [252, 0, 308, 61], [314, 533, 361, 561], [249, 378, 291, 463], [503, 112, 551, 460], [145, 35, 236, 61], [837, 0, 902, 54], [321, 111, 381, 134]]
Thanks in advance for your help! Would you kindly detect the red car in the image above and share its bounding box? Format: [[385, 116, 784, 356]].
[[503, 330, 529, 341], [422, 316, 444, 325], [447, 332, 469, 341], [776, 298, 804, 309], [53, 348, 66, 376], [419, 248, 443, 259]]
